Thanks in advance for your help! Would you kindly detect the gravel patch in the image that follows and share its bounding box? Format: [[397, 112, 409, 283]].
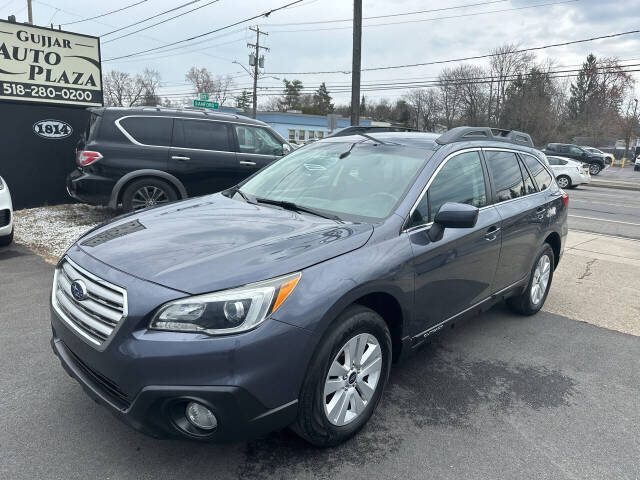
[[13, 204, 113, 264]]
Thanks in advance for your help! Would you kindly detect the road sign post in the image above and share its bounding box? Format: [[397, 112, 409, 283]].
[[193, 99, 219, 109]]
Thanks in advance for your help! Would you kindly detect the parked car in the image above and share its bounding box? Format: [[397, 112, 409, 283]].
[[546, 155, 591, 189], [542, 143, 606, 175], [68, 107, 292, 212], [51, 126, 568, 446], [0, 176, 13, 247], [581, 146, 614, 164], [635, 155, 640, 171]]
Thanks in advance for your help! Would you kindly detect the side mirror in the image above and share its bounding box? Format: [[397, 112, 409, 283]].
[[428, 202, 479, 242], [282, 144, 292, 154]]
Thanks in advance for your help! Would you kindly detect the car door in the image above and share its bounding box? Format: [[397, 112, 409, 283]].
[[168, 118, 238, 196], [407, 149, 502, 332], [232, 124, 284, 179], [485, 149, 547, 291]]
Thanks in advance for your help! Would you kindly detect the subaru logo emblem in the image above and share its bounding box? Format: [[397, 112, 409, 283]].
[[70, 280, 88, 301]]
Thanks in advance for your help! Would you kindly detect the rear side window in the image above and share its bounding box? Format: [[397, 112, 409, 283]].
[[408, 151, 487, 228], [86, 112, 101, 142], [119, 117, 172, 146], [522, 154, 553, 190], [518, 158, 537, 195], [173, 119, 230, 151], [485, 151, 525, 202]]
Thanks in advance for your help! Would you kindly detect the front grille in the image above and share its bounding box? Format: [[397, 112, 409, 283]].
[[53, 258, 127, 347], [64, 343, 131, 410], [0, 209, 10, 227]]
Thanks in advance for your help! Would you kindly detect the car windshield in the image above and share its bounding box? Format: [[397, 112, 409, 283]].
[[239, 140, 430, 221]]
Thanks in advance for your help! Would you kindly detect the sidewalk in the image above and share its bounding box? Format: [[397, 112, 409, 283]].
[[544, 230, 640, 336]]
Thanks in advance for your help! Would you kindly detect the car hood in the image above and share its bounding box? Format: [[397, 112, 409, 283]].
[[76, 194, 373, 294]]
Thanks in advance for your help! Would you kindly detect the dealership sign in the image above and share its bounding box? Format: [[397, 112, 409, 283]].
[[0, 20, 102, 107]]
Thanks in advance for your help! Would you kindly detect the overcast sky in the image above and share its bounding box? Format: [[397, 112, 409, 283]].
[[3, 0, 639, 105]]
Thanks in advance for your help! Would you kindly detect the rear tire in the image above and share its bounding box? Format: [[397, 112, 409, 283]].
[[293, 305, 391, 447], [121, 178, 178, 212], [556, 175, 571, 189], [507, 243, 554, 316], [0, 227, 13, 247]]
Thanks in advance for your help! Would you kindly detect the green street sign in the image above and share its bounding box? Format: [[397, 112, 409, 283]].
[[193, 99, 219, 109], [199, 93, 209, 100]]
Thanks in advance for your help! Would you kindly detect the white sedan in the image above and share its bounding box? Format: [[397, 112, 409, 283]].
[[0, 176, 13, 246], [546, 155, 591, 189]]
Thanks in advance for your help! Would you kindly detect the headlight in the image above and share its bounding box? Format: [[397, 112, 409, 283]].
[[149, 272, 301, 335], [0, 177, 4, 190]]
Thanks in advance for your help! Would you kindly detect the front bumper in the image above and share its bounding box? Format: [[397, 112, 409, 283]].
[[0, 186, 12, 236], [50, 335, 298, 441]]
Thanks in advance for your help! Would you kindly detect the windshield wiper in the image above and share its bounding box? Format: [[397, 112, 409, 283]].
[[255, 198, 343, 222], [226, 186, 256, 204]]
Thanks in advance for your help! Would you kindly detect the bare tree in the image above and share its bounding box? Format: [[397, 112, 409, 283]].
[[185, 67, 235, 106], [438, 67, 463, 129], [103, 70, 144, 107], [139, 68, 161, 106], [404, 89, 439, 130], [488, 44, 533, 125]]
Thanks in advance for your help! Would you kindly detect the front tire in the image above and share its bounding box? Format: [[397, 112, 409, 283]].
[[507, 243, 554, 316], [556, 175, 571, 189], [293, 305, 391, 447], [589, 163, 602, 175], [0, 227, 13, 247]]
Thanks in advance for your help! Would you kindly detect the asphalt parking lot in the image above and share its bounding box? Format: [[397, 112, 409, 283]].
[[1, 231, 639, 480]]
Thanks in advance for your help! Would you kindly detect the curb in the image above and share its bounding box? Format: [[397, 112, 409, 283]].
[[589, 181, 640, 192]]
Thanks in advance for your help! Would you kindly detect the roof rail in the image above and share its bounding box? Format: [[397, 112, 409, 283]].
[[436, 126, 534, 148]]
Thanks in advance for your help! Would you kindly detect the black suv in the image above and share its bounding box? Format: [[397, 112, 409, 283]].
[[68, 107, 291, 211], [542, 143, 605, 175]]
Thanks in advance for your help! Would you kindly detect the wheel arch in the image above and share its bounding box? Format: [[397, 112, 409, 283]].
[[314, 285, 409, 364], [544, 231, 561, 269], [108, 169, 188, 209]]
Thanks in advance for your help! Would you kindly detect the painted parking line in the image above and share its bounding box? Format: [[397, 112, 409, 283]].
[[569, 215, 640, 226]]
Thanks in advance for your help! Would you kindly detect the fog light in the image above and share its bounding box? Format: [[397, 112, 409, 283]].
[[185, 402, 217, 430]]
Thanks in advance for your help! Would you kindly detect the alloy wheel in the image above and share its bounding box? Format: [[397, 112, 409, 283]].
[[131, 186, 169, 210], [530, 254, 551, 305], [323, 333, 382, 426], [589, 163, 601, 175], [556, 176, 570, 189]]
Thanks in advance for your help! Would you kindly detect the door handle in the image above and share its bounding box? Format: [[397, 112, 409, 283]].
[[239, 161, 257, 166], [485, 226, 500, 241], [171, 155, 190, 161]]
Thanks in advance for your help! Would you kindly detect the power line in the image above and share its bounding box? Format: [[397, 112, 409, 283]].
[[264, 0, 510, 26], [267, 29, 640, 75], [61, 0, 148, 26], [103, 0, 306, 62], [157, 65, 640, 97], [100, 0, 202, 37], [267, 0, 578, 33], [102, 0, 221, 43]]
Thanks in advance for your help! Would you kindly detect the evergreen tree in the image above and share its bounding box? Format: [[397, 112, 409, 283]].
[[567, 54, 599, 120], [234, 89, 252, 110], [279, 79, 304, 110], [313, 82, 334, 115]]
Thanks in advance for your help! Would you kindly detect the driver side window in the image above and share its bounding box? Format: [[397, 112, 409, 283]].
[[408, 151, 487, 229], [234, 125, 283, 156]]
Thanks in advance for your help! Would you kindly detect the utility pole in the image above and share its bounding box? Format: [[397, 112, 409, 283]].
[[27, 0, 33, 24], [248, 26, 269, 119], [350, 0, 362, 126]]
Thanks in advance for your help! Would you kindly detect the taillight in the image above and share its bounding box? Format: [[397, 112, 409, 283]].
[[561, 191, 569, 208], [76, 150, 102, 166]]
